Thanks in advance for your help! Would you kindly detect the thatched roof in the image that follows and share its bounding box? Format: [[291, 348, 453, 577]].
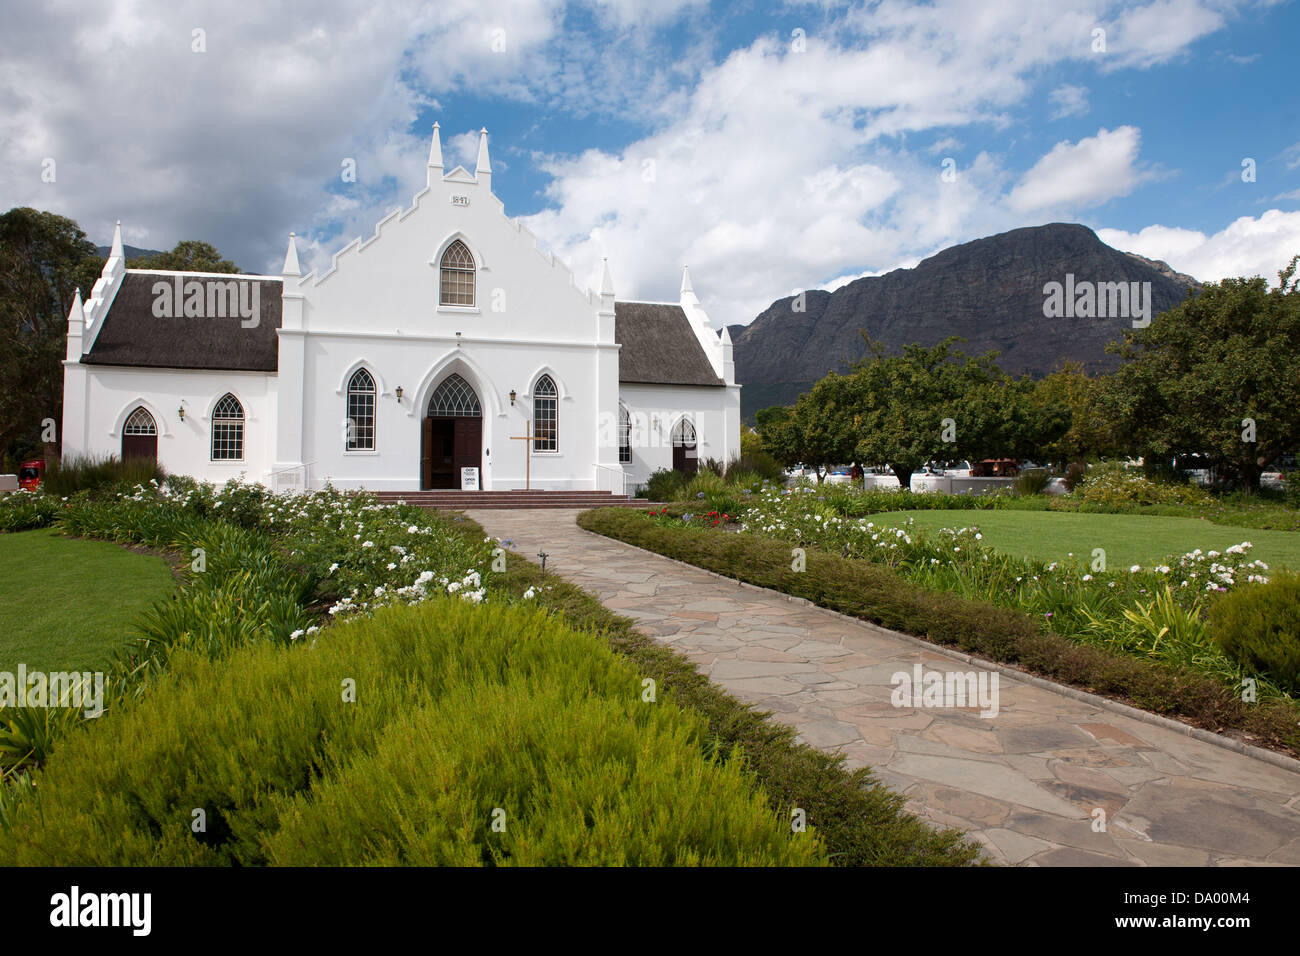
[[82, 272, 282, 372], [614, 301, 723, 387]]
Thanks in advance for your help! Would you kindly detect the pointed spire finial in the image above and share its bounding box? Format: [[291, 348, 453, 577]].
[[283, 232, 301, 277], [600, 257, 615, 297], [428, 122, 443, 170], [109, 220, 124, 260], [476, 127, 491, 175], [681, 265, 693, 295], [68, 287, 86, 327]]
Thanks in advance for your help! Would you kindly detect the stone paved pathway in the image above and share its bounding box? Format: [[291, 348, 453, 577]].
[[468, 509, 1300, 866]]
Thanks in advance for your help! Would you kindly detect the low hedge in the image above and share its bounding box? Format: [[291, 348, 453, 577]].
[[578, 508, 1300, 758], [0, 598, 823, 866]]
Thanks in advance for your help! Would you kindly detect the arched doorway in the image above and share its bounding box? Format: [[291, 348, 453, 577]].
[[671, 418, 698, 476], [121, 406, 158, 467], [423, 373, 482, 489]]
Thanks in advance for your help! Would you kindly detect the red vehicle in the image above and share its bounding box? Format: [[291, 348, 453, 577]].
[[18, 459, 45, 491]]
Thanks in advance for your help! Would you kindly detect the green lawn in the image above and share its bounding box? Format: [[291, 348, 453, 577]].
[[873, 510, 1300, 570], [0, 530, 176, 672]]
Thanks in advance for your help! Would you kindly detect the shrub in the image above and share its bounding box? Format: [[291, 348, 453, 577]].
[[1074, 461, 1211, 508], [1208, 573, 1300, 695], [1014, 469, 1051, 496], [42, 454, 166, 498], [0, 491, 60, 532], [640, 468, 685, 501], [0, 599, 824, 867]]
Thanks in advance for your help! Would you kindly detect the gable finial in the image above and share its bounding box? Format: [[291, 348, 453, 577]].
[[109, 220, 124, 260], [600, 256, 615, 297], [475, 127, 491, 176], [681, 265, 693, 295], [428, 122, 443, 171], [282, 232, 302, 277]]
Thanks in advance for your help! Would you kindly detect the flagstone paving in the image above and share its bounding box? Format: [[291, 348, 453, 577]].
[[467, 509, 1300, 867]]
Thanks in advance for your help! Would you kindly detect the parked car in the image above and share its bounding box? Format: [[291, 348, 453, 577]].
[[923, 460, 972, 477], [971, 458, 1020, 477], [825, 467, 853, 485], [18, 459, 45, 491]]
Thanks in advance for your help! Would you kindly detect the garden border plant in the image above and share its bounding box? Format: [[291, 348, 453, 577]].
[[0, 482, 982, 866], [577, 507, 1300, 759]]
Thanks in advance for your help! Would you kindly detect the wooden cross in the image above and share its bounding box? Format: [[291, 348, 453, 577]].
[[509, 420, 536, 490]]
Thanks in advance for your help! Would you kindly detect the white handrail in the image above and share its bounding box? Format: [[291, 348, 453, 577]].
[[592, 462, 627, 496]]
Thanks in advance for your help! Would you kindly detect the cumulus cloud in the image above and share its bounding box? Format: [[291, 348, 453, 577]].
[[1006, 127, 1149, 215], [1097, 209, 1300, 284]]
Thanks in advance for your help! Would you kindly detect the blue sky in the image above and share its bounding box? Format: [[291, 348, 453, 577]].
[[3, 0, 1298, 328]]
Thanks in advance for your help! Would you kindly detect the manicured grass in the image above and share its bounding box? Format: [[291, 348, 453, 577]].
[[871, 510, 1300, 570], [0, 530, 175, 672]]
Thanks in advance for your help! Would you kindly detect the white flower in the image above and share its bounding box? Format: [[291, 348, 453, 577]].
[[290, 629, 305, 641], [328, 563, 339, 573], [1129, 565, 1141, 573], [1082, 574, 1093, 582]]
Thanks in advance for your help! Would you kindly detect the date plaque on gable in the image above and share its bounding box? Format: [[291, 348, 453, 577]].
[[450, 195, 470, 207]]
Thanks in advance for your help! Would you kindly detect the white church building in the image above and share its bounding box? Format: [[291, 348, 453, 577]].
[[60, 126, 741, 493]]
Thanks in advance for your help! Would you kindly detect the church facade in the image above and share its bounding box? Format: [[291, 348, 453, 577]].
[[60, 127, 741, 493]]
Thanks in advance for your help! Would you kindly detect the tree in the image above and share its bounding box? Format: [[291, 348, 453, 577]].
[[128, 240, 240, 274], [844, 336, 1021, 489], [756, 375, 857, 482], [1102, 258, 1300, 489], [1027, 363, 1120, 465], [0, 208, 97, 466]]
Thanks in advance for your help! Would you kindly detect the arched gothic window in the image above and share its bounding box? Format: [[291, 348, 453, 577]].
[[618, 405, 632, 463], [428, 373, 482, 417], [346, 368, 376, 450], [211, 393, 244, 461], [533, 375, 558, 452], [439, 240, 475, 307]]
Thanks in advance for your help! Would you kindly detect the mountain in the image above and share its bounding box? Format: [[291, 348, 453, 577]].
[[731, 223, 1199, 418], [96, 244, 165, 260]]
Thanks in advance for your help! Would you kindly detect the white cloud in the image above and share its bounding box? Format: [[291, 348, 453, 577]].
[[1048, 84, 1090, 119], [1006, 126, 1149, 214], [1097, 209, 1300, 284]]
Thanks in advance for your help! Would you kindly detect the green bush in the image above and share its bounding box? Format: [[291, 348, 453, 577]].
[[1014, 469, 1051, 496], [640, 468, 685, 501], [1074, 461, 1211, 508], [0, 598, 824, 866], [1209, 573, 1300, 695], [0, 491, 60, 532], [42, 454, 166, 498]]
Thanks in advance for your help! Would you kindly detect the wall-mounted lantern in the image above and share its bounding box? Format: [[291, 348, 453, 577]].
[[177, 404, 185, 422], [395, 386, 404, 401], [509, 389, 517, 406]]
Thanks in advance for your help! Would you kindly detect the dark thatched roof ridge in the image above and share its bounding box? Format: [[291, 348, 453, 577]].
[[82, 272, 283, 372], [614, 301, 724, 387]]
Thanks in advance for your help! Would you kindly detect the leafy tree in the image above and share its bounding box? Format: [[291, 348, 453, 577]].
[[0, 208, 97, 466], [1102, 258, 1300, 489], [844, 336, 1022, 489], [129, 240, 240, 274], [1028, 363, 1120, 465], [755, 375, 857, 482]]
